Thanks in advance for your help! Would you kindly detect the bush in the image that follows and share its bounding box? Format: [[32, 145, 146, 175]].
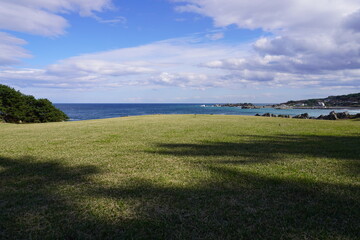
[[0, 84, 69, 123]]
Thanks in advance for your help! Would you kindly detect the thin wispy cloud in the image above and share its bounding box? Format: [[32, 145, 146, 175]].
[[0, 32, 31, 65], [206, 32, 224, 41], [94, 16, 127, 25], [0, 37, 246, 89]]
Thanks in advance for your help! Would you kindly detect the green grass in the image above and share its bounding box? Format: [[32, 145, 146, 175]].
[[0, 115, 359, 239]]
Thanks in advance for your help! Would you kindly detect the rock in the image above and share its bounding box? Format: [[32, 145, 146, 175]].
[[327, 111, 338, 120], [278, 114, 291, 118], [294, 113, 309, 119], [242, 105, 261, 109], [350, 113, 360, 119], [317, 115, 324, 120], [255, 114, 261, 116], [262, 113, 277, 117], [336, 111, 350, 119], [318, 111, 354, 120]]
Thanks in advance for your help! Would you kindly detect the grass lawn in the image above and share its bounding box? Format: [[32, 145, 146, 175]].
[[0, 115, 359, 239]]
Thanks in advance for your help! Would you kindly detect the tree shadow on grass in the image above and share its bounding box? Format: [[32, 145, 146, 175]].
[[0, 156, 106, 239], [1, 142, 359, 239], [150, 134, 360, 160], [89, 165, 360, 239], [149, 134, 360, 175]]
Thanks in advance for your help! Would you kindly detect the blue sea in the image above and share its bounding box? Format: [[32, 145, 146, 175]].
[[54, 103, 360, 121]]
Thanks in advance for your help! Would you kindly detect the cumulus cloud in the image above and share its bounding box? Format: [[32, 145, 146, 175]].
[[175, 0, 359, 33], [343, 9, 360, 32], [175, 0, 360, 89]]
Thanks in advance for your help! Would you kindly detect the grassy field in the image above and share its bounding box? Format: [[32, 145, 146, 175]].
[[0, 115, 359, 239]]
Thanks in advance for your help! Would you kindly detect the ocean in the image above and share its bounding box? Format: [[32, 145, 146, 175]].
[[54, 103, 360, 121]]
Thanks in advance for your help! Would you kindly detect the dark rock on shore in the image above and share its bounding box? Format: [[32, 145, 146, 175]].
[[258, 113, 292, 118], [255, 111, 360, 120], [262, 113, 277, 117], [318, 111, 351, 120], [294, 113, 310, 119], [351, 113, 360, 119], [278, 114, 291, 118], [335, 111, 350, 119]]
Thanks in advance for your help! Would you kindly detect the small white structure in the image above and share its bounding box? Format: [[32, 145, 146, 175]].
[[318, 102, 326, 107]]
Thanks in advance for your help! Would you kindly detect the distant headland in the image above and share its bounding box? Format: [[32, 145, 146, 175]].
[[212, 92, 360, 110]]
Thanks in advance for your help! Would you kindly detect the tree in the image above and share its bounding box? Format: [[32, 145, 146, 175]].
[[0, 84, 69, 123]]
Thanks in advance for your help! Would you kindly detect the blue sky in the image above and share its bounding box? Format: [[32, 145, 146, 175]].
[[0, 0, 359, 103]]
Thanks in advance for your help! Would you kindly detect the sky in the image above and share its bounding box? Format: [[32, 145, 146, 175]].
[[0, 0, 360, 103]]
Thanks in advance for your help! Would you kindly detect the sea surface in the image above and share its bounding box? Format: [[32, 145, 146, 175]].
[[54, 103, 360, 121]]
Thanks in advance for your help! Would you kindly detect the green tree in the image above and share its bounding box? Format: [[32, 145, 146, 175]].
[[0, 84, 69, 123]]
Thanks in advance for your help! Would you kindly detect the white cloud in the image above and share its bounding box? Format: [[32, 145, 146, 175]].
[[206, 32, 224, 41], [0, 0, 112, 36], [0, 0, 114, 67], [0, 37, 245, 89], [1, 0, 360, 92], [174, 0, 360, 90], [47, 59, 154, 76], [0, 2, 67, 36], [0, 32, 31, 65], [343, 9, 360, 33], [175, 0, 359, 34], [95, 16, 127, 25], [2, 31, 360, 90], [153, 72, 211, 88]]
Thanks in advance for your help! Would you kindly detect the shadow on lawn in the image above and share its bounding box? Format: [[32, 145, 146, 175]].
[[1, 133, 359, 239], [0, 156, 102, 239], [91, 167, 360, 239], [150, 134, 360, 175]]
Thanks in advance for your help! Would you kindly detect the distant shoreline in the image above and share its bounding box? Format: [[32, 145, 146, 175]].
[[211, 103, 360, 110], [54, 103, 360, 121], [293, 106, 360, 110]]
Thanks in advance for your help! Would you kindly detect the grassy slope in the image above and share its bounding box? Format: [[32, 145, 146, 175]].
[[0, 115, 359, 239]]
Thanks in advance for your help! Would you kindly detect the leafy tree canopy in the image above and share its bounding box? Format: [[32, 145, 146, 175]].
[[0, 84, 68, 123]]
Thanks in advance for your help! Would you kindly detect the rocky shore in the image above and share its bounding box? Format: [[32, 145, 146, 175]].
[[213, 103, 268, 109], [255, 111, 360, 120], [212, 103, 360, 110]]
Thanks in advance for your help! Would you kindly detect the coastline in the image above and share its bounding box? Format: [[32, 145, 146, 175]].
[[293, 106, 360, 110], [53, 103, 360, 121]]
